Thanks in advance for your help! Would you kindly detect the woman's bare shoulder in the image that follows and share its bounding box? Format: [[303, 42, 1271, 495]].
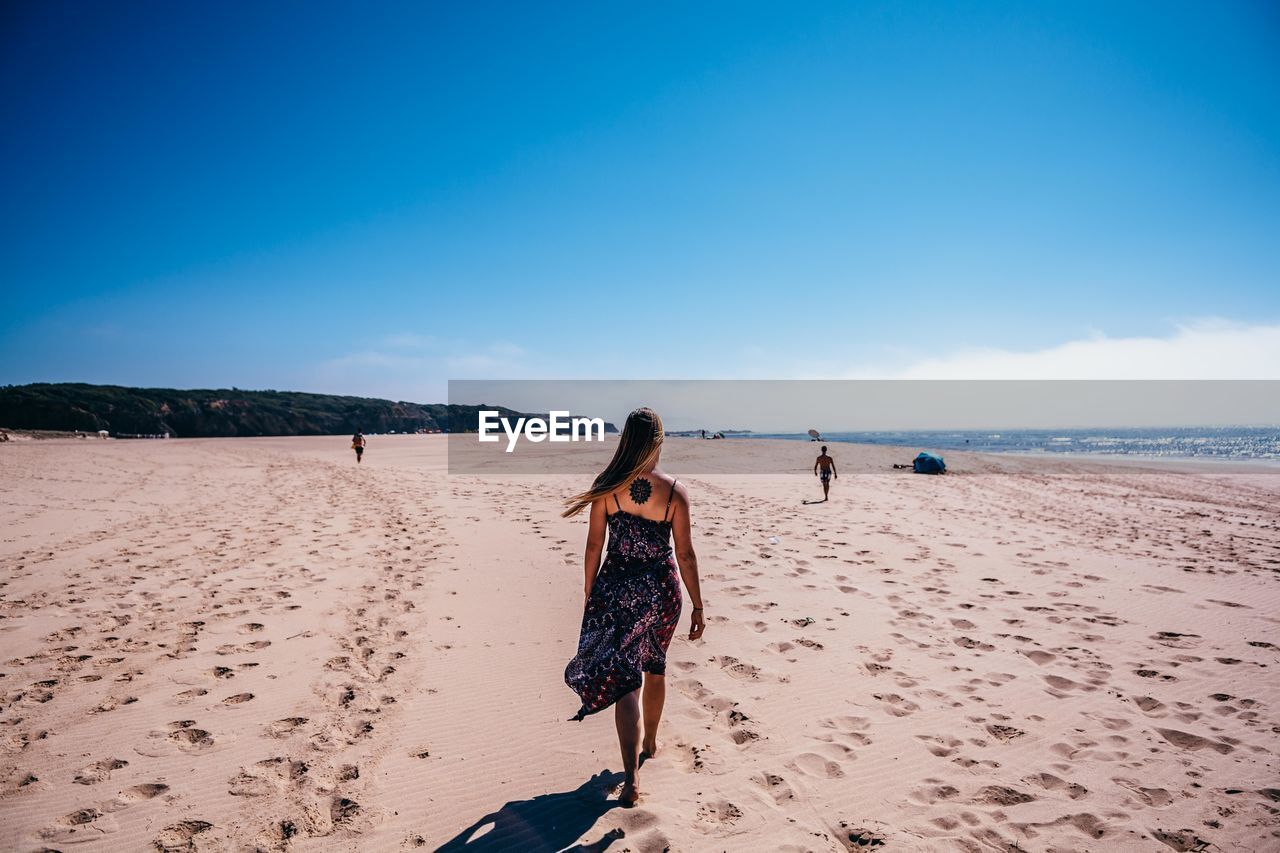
[[649, 469, 679, 487], [666, 475, 690, 504]]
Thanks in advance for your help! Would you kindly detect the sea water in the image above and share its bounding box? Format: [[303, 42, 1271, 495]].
[[732, 427, 1280, 461]]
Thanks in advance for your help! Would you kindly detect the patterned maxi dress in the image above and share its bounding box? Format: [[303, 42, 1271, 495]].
[[565, 482, 683, 720]]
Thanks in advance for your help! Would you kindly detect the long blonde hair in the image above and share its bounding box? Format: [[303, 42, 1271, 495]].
[[562, 407, 664, 517]]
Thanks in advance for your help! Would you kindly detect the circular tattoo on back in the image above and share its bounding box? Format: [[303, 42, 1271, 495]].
[[629, 477, 653, 505]]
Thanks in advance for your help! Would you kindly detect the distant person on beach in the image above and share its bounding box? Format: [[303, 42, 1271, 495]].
[[562, 407, 705, 808], [351, 430, 366, 463], [814, 445, 836, 501]]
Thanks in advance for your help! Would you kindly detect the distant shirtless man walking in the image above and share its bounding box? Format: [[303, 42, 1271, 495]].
[[814, 445, 836, 501], [352, 430, 366, 464]]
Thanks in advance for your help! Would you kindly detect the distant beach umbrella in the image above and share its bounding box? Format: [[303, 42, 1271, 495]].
[[808, 429, 821, 440], [912, 452, 946, 475]]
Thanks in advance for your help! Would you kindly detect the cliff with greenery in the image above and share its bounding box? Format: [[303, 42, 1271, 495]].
[[0, 383, 614, 438]]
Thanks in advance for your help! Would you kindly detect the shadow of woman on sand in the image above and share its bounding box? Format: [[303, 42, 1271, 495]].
[[434, 770, 627, 852]]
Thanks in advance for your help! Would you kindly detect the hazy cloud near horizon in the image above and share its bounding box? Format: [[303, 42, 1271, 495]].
[[854, 320, 1280, 381], [301, 319, 1280, 406]]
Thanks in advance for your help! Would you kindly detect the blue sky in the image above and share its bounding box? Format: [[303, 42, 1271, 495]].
[[2, 1, 1278, 401]]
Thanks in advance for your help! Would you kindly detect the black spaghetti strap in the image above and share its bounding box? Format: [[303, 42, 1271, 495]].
[[613, 493, 622, 513], [663, 479, 678, 522]]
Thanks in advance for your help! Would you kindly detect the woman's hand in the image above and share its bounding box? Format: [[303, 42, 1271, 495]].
[[688, 607, 705, 640]]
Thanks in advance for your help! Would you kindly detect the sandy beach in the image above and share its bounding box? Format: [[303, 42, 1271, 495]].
[[2, 435, 1278, 852]]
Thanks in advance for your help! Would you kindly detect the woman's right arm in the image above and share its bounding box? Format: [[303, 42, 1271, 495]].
[[583, 497, 607, 602], [671, 484, 705, 640]]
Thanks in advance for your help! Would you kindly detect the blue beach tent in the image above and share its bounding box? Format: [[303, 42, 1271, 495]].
[[912, 452, 946, 475]]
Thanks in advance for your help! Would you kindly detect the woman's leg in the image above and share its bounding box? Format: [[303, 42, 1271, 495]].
[[641, 673, 665, 758], [614, 689, 641, 805]]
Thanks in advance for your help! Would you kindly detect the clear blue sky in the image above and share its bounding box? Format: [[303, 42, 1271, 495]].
[[3, 1, 1278, 400]]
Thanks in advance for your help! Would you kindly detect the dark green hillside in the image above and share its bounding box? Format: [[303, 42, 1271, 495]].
[[0, 383, 615, 438]]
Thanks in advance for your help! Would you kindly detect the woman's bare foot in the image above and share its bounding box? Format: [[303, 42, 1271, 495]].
[[618, 781, 640, 807], [639, 739, 660, 764]]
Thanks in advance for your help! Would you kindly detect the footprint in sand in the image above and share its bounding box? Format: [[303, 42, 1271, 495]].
[[754, 771, 796, 803], [696, 799, 744, 827], [953, 636, 995, 652], [266, 716, 309, 738], [1021, 649, 1057, 665], [676, 679, 736, 714], [1151, 631, 1201, 649], [330, 795, 361, 828], [1043, 674, 1093, 695], [834, 821, 890, 850], [1010, 812, 1114, 843], [985, 723, 1025, 742], [73, 757, 129, 785], [153, 820, 214, 852], [137, 720, 215, 757], [90, 694, 139, 714], [1148, 828, 1212, 851], [713, 655, 762, 680], [1, 767, 40, 795], [872, 692, 919, 717], [37, 807, 120, 844], [972, 785, 1036, 806], [908, 781, 961, 804], [1050, 735, 1131, 762], [216, 640, 271, 655], [110, 782, 171, 807], [817, 715, 873, 748], [916, 733, 963, 758], [1135, 668, 1178, 682], [1112, 777, 1173, 807], [671, 740, 726, 775], [1153, 727, 1234, 755], [789, 751, 844, 778], [1130, 695, 1167, 715], [1023, 772, 1088, 799], [725, 712, 762, 746], [168, 720, 215, 751], [228, 756, 309, 797]]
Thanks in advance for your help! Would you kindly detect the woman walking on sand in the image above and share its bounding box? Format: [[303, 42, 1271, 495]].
[[563, 407, 705, 807]]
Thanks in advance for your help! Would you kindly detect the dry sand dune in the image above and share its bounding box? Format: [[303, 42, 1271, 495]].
[[1, 436, 1278, 852]]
